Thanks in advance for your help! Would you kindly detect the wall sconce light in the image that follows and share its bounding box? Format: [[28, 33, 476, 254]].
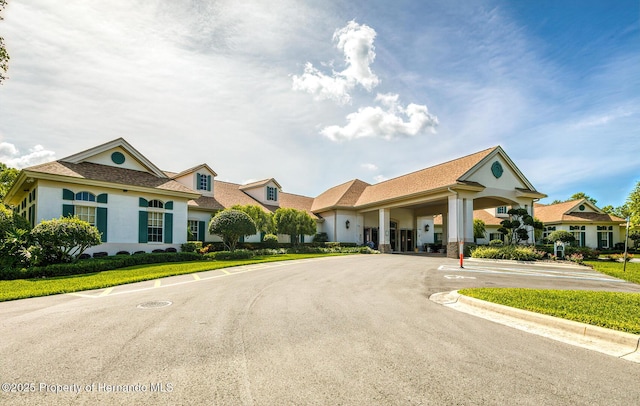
[[424, 224, 430, 232], [345, 220, 350, 229]]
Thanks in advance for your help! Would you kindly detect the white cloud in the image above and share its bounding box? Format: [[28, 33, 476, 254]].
[[321, 93, 438, 142], [361, 163, 378, 171], [0, 143, 56, 169], [292, 20, 379, 104], [373, 175, 388, 183], [333, 20, 380, 91]]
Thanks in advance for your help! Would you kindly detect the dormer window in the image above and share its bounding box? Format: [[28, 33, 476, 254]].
[[197, 173, 212, 192], [497, 206, 507, 214], [267, 186, 278, 201]]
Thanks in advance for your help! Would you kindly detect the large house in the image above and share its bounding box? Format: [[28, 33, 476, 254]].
[[4, 138, 546, 258], [535, 199, 626, 249], [434, 199, 626, 249]]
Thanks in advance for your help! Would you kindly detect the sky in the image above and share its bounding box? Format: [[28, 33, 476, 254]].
[[0, 0, 638, 208]]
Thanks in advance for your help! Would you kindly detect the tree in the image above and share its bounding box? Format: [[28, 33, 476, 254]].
[[273, 208, 316, 247], [208, 209, 256, 252], [624, 180, 640, 229], [0, 162, 19, 200], [231, 204, 274, 236], [547, 230, 576, 245], [473, 219, 486, 243], [629, 232, 640, 249], [30, 217, 102, 265], [0, 202, 31, 269], [551, 192, 597, 206], [0, 1, 9, 85], [569, 192, 597, 205], [497, 208, 538, 245]]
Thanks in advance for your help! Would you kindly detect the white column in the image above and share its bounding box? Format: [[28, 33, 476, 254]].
[[447, 195, 461, 244], [447, 194, 462, 258], [379, 208, 391, 253], [463, 198, 474, 243]]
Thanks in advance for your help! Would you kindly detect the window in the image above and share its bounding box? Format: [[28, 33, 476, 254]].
[[75, 191, 96, 202], [148, 212, 164, 242], [489, 233, 503, 242], [188, 220, 199, 241], [61, 190, 108, 242], [497, 206, 508, 214], [267, 186, 278, 201], [197, 173, 211, 191], [76, 206, 96, 226], [199, 175, 208, 191], [138, 197, 173, 244]]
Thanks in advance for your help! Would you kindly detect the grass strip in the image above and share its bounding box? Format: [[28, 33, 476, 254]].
[[585, 260, 640, 284], [0, 253, 340, 302], [458, 288, 640, 334]]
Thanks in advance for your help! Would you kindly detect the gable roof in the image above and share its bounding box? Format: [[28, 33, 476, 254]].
[[169, 163, 218, 179], [354, 147, 498, 207], [22, 161, 198, 196], [534, 199, 625, 224], [312, 179, 370, 212], [188, 180, 319, 219], [61, 137, 167, 178], [239, 178, 283, 191]]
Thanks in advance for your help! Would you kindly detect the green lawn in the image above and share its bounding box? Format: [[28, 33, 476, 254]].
[[0, 253, 338, 302], [460, 261, 640, 334]]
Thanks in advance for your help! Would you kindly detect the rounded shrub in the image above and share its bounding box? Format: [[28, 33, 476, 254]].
[[263, 234, 279, 249]]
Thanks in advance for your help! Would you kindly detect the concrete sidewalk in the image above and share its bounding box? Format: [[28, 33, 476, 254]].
[[430, 290, 640, 363]]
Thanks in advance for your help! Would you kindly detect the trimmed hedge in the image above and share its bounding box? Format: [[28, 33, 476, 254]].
[[471, 245, 545, 261], [0, 252, 202, 280]]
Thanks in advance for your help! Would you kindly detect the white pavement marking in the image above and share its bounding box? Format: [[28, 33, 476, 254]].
[[438, 264, 626, 283], [65, 257, 340, 299]]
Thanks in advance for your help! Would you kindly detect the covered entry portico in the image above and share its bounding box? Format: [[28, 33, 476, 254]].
[[312, 146, 545, 258]]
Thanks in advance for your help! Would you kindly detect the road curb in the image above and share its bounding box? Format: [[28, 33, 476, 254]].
[[429, 290, 640, 363]]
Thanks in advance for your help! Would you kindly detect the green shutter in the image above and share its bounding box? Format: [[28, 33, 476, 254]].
[[198, 221, 205, 242], [609, 232, 614, 248], [597, 232, 602, 249], [63, 204, 75, 217], [97, 207, 108, 242], [164, 213, 173, 243], [29, 205, 36, 228], [97, 193, 108, 203], [139, 211, 148, 243], [62, 189, 74, 200], [139, 197, 148, 207], [165, 201, 173, 210], [207, 175, 212, 191]]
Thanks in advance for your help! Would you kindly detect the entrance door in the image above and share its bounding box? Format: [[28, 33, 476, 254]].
[[364, 227, 379, 249], [399, 229, 414, 252], [390, 221, 398, 251]]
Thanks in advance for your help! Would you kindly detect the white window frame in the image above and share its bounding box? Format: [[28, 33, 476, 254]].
[[75, 205, 96, 227], [188, 220, 199, 241], [147, 211, 164, 243]]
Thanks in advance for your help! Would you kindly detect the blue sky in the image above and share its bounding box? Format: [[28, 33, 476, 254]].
[[0, 0, 638, 208]]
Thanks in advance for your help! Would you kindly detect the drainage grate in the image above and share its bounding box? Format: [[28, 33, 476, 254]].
[[137, 300, 172, 309]]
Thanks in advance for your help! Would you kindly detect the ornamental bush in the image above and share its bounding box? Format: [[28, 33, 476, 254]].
[[471, 245, 545, 261], [262, 234, 279, 249], [209, 209, 257, 252], [205, 249, 254, 260], [30, 217, 102, 265]]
